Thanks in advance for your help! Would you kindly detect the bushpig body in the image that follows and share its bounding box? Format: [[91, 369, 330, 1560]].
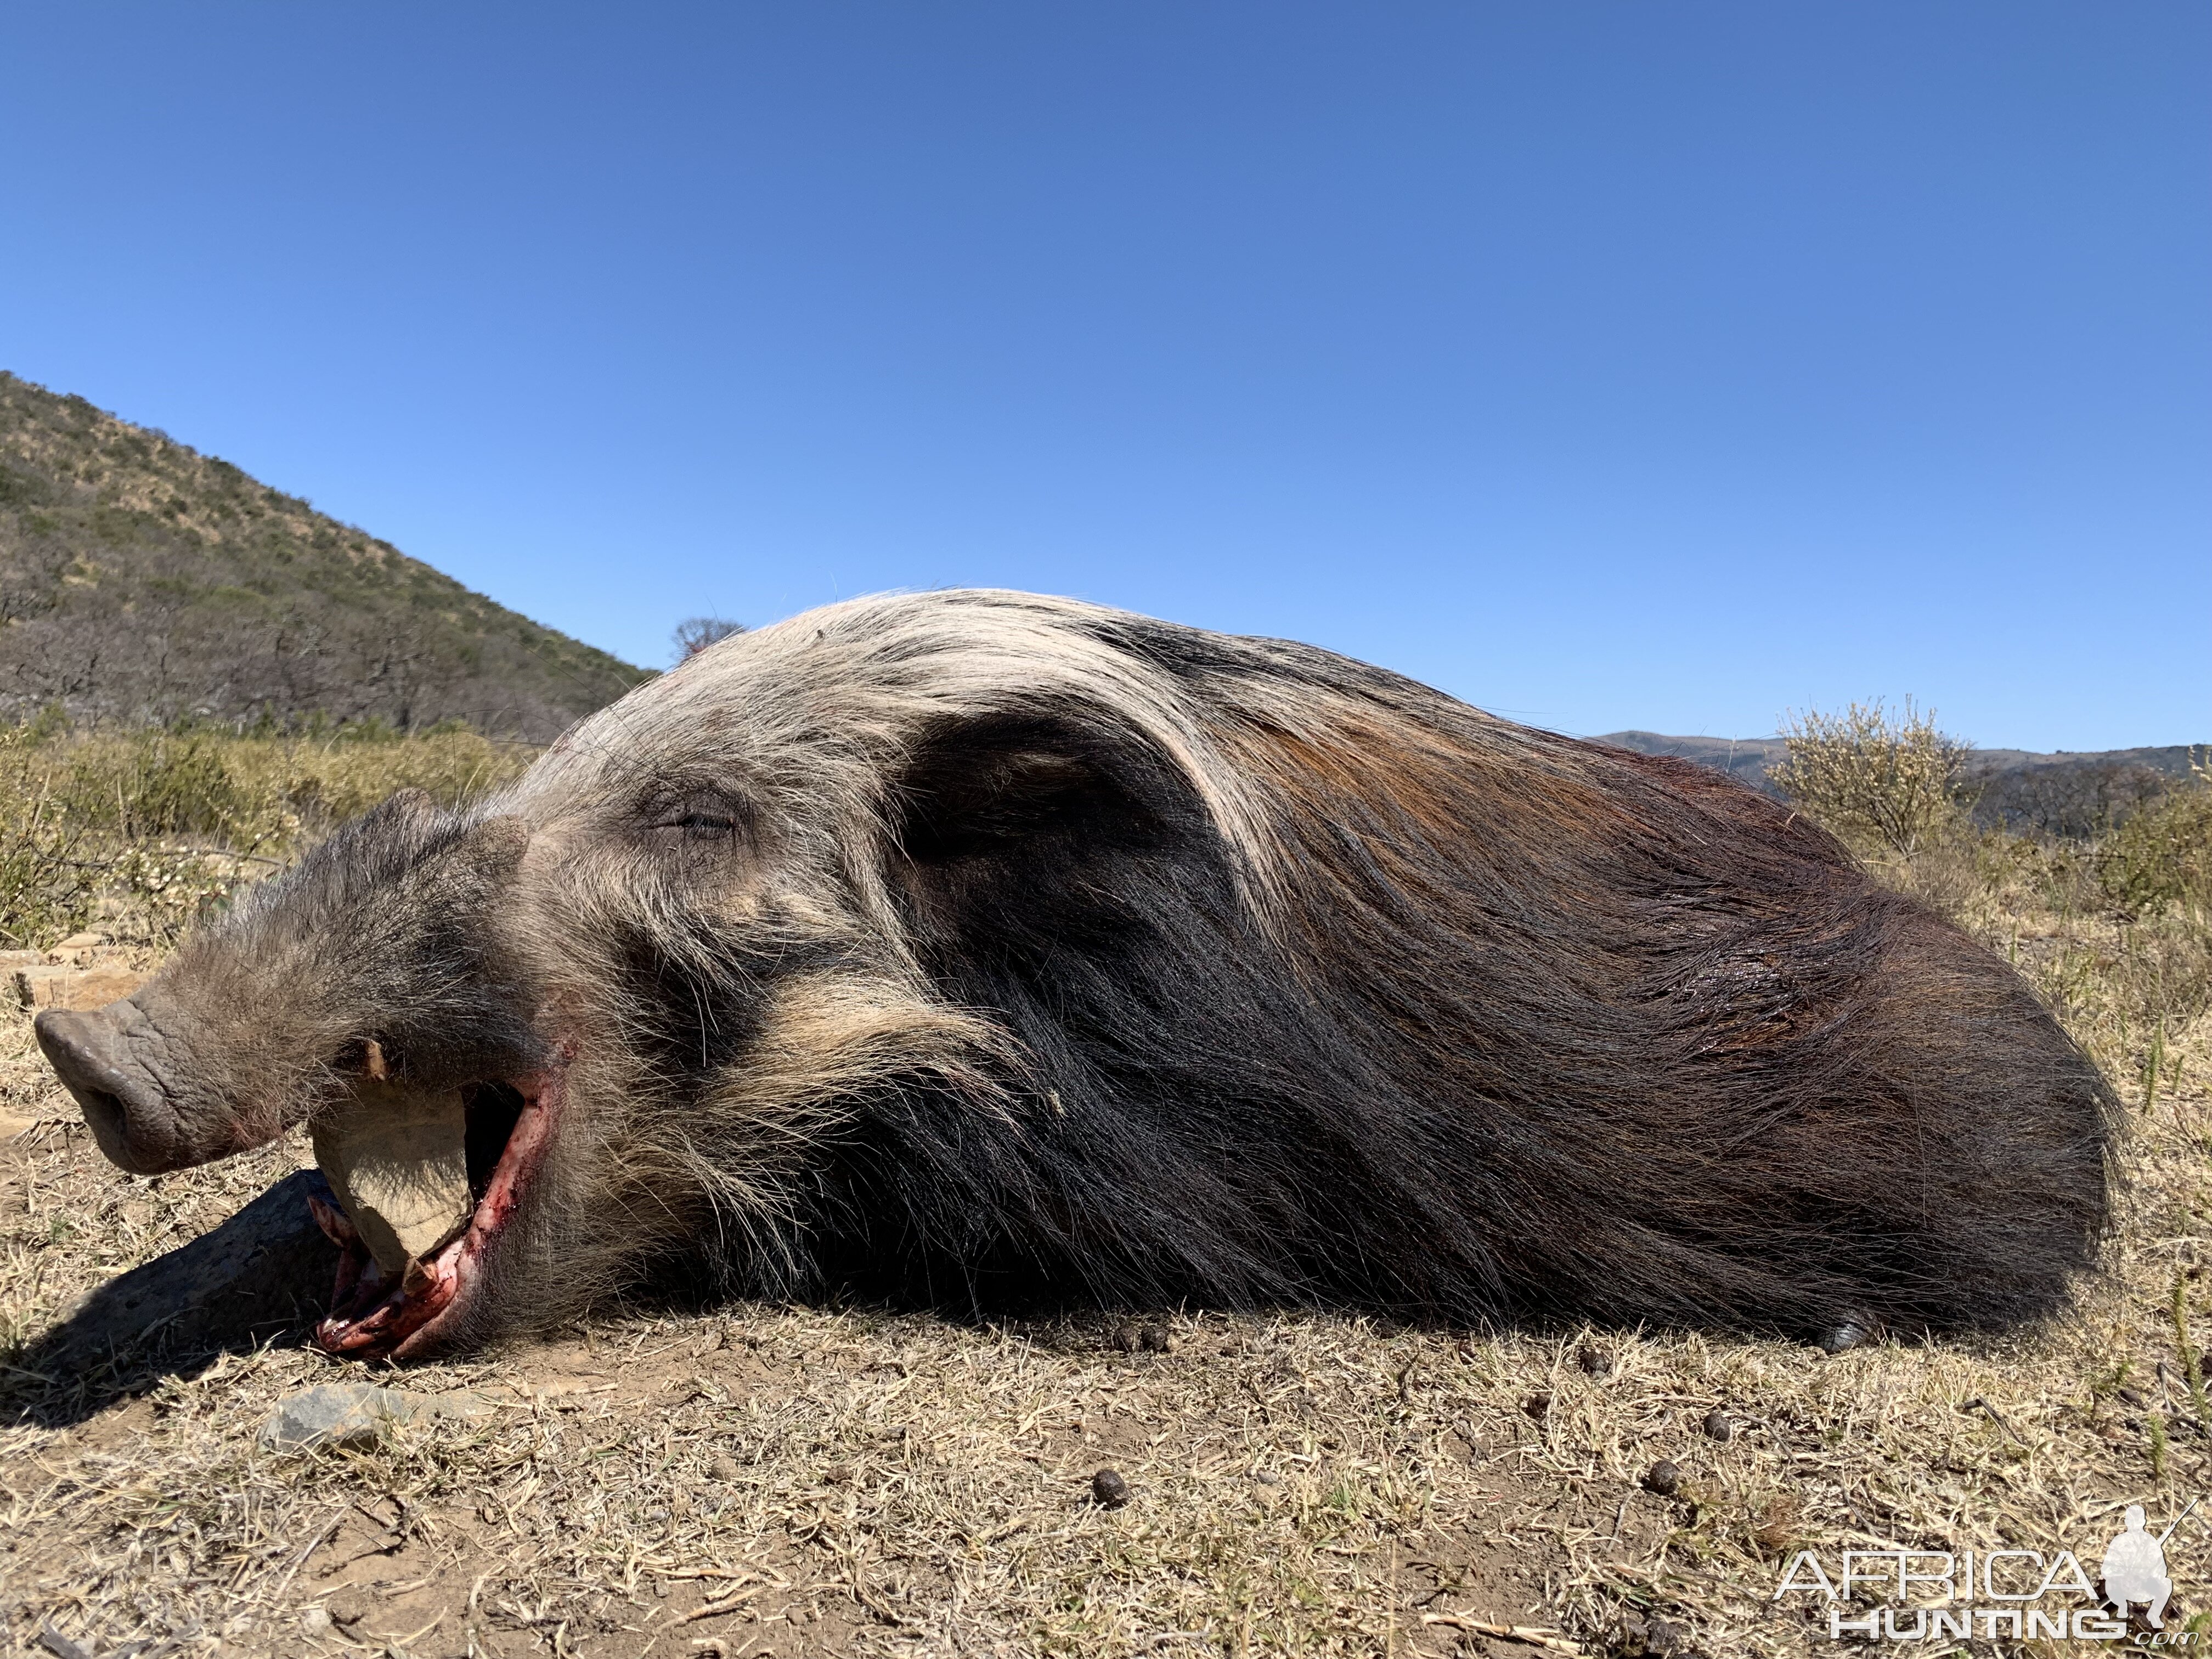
[[37, 591, 2114, 1356]]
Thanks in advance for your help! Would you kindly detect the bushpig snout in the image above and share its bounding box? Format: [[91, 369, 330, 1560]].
[[37, 999, 199, 1175]]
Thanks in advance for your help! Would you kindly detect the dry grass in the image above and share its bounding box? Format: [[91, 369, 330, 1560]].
[[0, 724, 530, 950], [4, 749, 2212, 1657]]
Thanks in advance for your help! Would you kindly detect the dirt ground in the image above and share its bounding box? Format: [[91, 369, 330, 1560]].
[[5, 900, 2211, 1658]]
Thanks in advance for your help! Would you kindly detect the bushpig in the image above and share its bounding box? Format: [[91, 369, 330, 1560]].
[[37, 590, 2114, 1359]]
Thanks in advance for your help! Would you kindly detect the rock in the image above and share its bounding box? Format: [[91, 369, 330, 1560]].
[[0, 948, 42, 970], [1818, 1321, 1873, 1356], [1577, 1343, 1612, 1376], [1522, 1391, 1551, 1423], [53, 931, 109, 951], [259, 1381, 493, 1452], [1642, 1458, 1682, 1496], [13, 962, 143, 1012], [311, 1080, 473, 1272], [1110, 1322, 1142, 1353], [299, 1608, 332, 1634], [1138, 1322, 1173, 1353], [709, 1454, 741, 1481], [1090, 1467, 1131, 1508]]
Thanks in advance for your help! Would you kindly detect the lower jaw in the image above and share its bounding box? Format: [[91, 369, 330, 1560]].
[[309, 1065, 566, 1361]]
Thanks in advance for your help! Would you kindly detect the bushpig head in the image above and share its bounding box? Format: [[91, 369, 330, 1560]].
[[38, 788, 550, 1351]]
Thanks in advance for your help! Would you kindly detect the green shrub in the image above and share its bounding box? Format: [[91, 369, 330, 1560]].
[[2098, 755, 2212, 919], [0, 726, 101, 947]]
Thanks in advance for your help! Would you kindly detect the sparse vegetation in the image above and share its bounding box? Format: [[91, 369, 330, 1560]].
[[0, 720, 529, 949], [0, 371, 650, 738], [0, 708, 2209, 1656]]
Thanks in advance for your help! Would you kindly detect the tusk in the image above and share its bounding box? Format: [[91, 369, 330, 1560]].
[[310, 1080, 472, 1275]]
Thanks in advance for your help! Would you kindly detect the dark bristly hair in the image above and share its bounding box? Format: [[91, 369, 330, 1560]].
[[518, 595, 2113, 1341]]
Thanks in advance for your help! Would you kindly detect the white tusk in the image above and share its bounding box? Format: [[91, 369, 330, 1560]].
[[311, 1080, 473, 1274]]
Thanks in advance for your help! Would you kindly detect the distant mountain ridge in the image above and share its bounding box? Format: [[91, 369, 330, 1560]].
[[1601, 730, 2205, 837], [0, 373, 648, 740]]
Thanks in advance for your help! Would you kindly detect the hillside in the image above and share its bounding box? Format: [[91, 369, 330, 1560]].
[[1602, 729, 2204, 836], [0, 373, 648, 740]]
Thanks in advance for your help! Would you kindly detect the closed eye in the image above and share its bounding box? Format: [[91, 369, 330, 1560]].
[[660, 813, 743, 838]]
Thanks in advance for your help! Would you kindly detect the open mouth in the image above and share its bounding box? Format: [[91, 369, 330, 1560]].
[[307, 1064, 566, 1360]]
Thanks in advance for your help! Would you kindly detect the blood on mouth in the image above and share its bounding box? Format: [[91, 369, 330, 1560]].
[[309, 1074, 548, 1359]]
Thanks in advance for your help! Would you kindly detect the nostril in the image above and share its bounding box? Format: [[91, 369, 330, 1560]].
[[75, 1082, 129, 1144]]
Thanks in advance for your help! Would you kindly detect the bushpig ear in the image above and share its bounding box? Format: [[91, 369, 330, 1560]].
[[400, 814, 532, 910], [447, 815, 532, 888], [368, 786, 440, 830]]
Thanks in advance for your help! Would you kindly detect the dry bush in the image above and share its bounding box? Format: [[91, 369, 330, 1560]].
[[1768, 699, 1973, 859], [2098, 753, 2212, 922]]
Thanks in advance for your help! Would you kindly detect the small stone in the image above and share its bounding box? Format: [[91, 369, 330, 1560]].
[[1645, 1616, 1692, 1656], [1254, 1469, 1281, 1486], [1110, 1322, 1142, 1353], [709, 1454, 741, 1481], [1643, 1458, 1682, 1497], [1576, 1344, 1612, 1376], [1702, 1408, 1734, 1442], [258, 1383, 492, 1452], [53, 931, 109, 952], [1138, 1323, 1173, 1353], [1522, 1391, 1551, 1423], [299, 1608, 332, 1634], [2117, 1385, 2147, 1408], [1091, 1467, 1130, 1508]]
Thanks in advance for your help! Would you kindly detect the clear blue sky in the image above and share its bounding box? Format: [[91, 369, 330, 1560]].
[[4, 5, 2205, 749]]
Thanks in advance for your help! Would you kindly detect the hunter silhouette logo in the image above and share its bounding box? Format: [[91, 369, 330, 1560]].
[[2103, 1500, 2193, 1629], [1775, 1498, 2200, 1643]]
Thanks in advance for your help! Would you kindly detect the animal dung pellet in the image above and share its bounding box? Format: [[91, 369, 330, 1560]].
[[1642, 1458, 1681, 1497], [1090, 1467, 1130, 1508], [311, 1080, 472, 1274], [1702, 1407, 1734, 1442], [1522, 1391, 1551, 1422], [1576, 1343, 1612, 1376]]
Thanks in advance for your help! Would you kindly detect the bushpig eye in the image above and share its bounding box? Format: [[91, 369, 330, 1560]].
[[653, 811, 744, 840]]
